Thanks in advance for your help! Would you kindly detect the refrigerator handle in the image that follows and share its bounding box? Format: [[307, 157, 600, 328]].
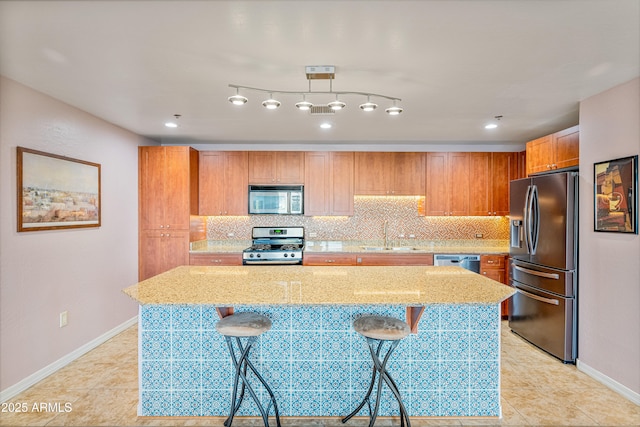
[[529, 185, 539, 255], [524, 185, 534, 254], [513, 264, 560, 279], [516, 288, 560, 305]]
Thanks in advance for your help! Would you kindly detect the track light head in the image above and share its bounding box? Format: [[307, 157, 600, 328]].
[[262, 94, 281, 109], [228, 88, 248, 105], [328, 99, 346, 111]]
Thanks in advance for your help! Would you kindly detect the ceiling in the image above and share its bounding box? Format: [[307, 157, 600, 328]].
[[1, 1, 638, 148]]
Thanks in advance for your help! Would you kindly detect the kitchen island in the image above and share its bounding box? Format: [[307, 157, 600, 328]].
[[123, 265, 514, 418]]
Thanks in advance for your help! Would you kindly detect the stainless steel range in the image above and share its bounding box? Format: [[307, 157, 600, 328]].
[[242, 226, 304, 265]]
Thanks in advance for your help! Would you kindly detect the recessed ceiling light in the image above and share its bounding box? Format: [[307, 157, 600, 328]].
[[165, 122, 178, 128], [485, 123, 498, 129], [320, 123, 332, 129]]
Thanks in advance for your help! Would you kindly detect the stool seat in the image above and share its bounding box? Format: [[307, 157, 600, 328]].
[[353, 315, 410, 341], [216, 312, 272, 337]]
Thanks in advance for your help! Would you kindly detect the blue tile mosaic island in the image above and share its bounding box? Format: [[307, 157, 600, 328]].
[[123, 265, 514, 419]]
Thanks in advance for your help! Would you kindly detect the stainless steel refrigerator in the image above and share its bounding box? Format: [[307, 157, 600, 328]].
[[508, 171, 578, 363]]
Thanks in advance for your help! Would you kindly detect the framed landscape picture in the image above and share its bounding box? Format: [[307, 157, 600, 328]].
[[594, 155, 638, 234], [17, 147, 101, 232]]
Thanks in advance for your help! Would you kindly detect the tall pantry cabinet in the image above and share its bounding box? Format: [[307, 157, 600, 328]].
[[139, 146, 199, 281]]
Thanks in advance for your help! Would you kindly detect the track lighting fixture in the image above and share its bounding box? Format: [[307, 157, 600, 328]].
[[228, 65, 403, 115]]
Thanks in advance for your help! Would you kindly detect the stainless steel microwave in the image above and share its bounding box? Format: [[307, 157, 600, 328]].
[[248, 185, 304, 215]]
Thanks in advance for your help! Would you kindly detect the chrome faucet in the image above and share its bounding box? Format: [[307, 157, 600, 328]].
[[383, 220, 389, 249]]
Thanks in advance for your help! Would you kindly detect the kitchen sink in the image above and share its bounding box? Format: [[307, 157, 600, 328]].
[[360, 246, 418, 251]]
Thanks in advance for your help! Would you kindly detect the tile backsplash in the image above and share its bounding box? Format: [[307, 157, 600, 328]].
[[204, 196, 509, 241]]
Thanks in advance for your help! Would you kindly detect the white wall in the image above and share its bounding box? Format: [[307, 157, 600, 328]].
[[0, 76, 154, 393], [578, 77, 640, 397]]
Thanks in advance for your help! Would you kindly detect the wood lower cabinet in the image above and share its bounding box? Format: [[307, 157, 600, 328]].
[[526, 125, 579, 175], [139, 146, 198, 281], [480, 254, 509, 317], [189, 253, 243, 266], [356, 253, 434, 266], [198, 151, 248, 215], [303, 253, 357, 266], [304, 152, 354, 216], [139, 230, 190, 281], [248, 151, 304, 184]]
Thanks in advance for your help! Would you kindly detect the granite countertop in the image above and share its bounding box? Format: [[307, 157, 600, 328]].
[[123, 265, 515, 306], [189, 239, 509, 255]]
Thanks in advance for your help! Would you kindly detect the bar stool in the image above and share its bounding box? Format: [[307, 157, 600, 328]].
[[342, 315, 411, 427], [215, 312, 281, 427]]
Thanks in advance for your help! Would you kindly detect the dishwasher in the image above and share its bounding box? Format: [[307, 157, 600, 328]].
[[433, 254, 481, 273]]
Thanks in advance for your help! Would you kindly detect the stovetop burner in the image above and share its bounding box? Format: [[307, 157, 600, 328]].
[[243, 226, 305, 265]]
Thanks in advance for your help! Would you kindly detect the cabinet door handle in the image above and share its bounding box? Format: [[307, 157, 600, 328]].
[[325, 259, 335, 263], [212, 259, 222, 263], [487, 260, 495, 264], [160, 225, 164, 228]]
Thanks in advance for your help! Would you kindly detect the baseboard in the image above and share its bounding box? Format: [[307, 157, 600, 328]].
[[0, 316, 138, 403], [577, 358, 640, 405]]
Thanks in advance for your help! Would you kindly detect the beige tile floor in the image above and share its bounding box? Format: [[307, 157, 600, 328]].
[[1, 321, 638, 426]]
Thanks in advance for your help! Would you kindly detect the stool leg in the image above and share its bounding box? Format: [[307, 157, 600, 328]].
[[341, 340, 384, 424], [222, 336, 281, 427], [368, 339, 411, 427]]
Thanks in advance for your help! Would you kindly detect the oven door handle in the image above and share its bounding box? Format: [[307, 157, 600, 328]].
[[243, 260, 301, 265], [513, 264, 560, 280], [516, 288, 560, 305]]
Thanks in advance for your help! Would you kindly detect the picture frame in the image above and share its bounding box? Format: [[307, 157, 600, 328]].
[[594, 155, 638, 234], [17, 147, 101, 232]]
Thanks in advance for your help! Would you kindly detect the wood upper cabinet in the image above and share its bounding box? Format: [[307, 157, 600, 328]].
[[304, 152, 354, 216], [355, 152, 424, 195], [198, 151, 248, 215], [553, 125, 580, 170], [489, 152, 519, 216], [426, 152, 469, 215], [526, 125, 579, 175], [468, 153, 491, 216], [248, 151, 304, 184], [139, 146, 197, 280], [427, 151, 517, 217], [139, 146, 198, 230]]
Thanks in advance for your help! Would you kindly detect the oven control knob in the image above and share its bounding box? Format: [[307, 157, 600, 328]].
[[284, 253, 288, 257], [249, 254, 254, 258], [257, 254, 261, 258]]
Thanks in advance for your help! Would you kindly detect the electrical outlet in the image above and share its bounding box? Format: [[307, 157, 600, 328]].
[[227, 232, 234, 237], [475, 233, 484, 239], [59, 311, 68, 328]]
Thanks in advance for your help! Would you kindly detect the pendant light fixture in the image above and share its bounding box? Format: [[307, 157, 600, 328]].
[[228, 65, 403, 115]]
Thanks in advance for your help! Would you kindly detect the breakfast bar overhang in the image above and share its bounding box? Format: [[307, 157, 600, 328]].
[[123, 265, 514, 419]]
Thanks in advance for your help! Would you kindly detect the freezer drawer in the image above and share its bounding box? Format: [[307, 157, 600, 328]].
[[510, 258, 575, 297], [508, 282, 576, 363]]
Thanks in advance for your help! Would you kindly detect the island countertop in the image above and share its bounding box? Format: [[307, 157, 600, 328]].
[[123, 265, 514, 306]]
